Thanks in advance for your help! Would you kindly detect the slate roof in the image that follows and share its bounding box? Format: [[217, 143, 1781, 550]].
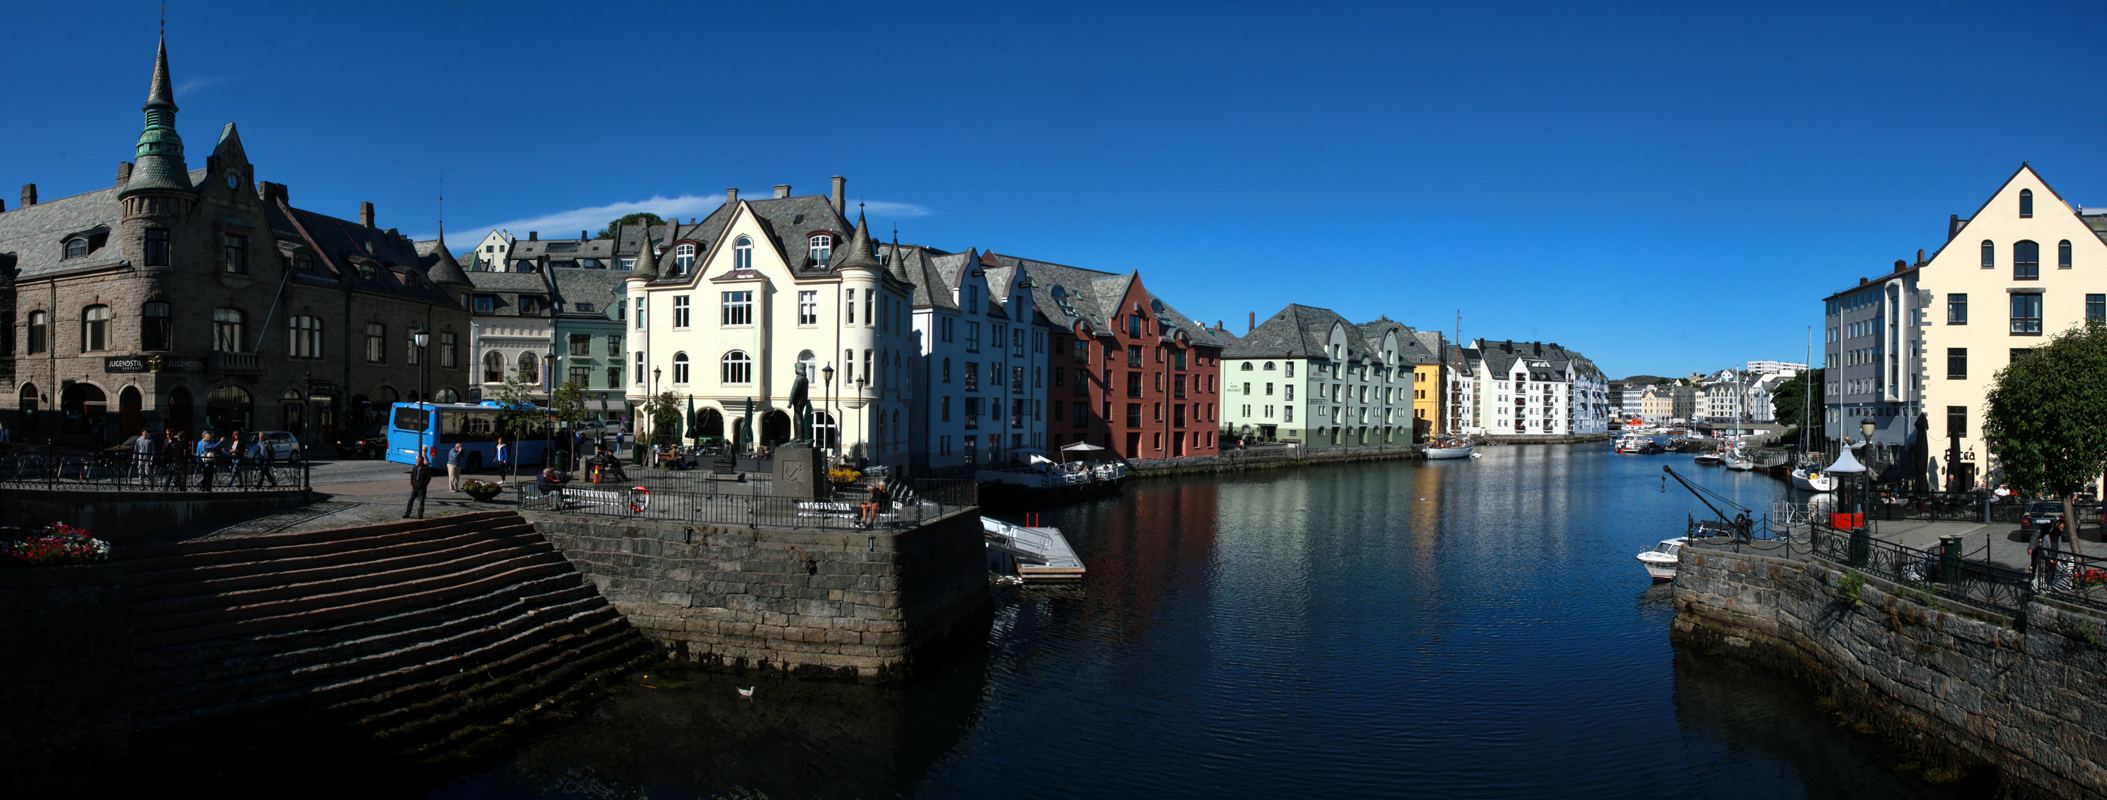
[[0, 175, 149, 278], [1475, 339, 1599, 383], [630, 195, 853, 285], [980, 252, 1216, 349], [266, 201, 462, 305], [509, 235, 619, 269], [881, 244, 964, 311], [1224, 303, 1368, 361], [549, 267, 626, 318], [415, 224, 471, 286], [466, 270, 552, 318]]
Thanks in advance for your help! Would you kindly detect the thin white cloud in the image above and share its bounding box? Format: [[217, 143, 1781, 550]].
[[176, 75, 230, 96], [419, 194, 930, 243]]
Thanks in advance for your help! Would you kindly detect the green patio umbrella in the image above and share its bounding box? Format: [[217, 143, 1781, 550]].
[[740, 397, 755, 452], [685, 395, 696, 442]]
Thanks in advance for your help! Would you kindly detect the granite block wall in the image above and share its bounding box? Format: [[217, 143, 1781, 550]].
[[530, 509, 988, 680], [0, 563, 133, 795], [1674, 546, 2107, 799]]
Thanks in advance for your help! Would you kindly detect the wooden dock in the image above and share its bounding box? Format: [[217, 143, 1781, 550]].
[[982, 517, 1086, 583]]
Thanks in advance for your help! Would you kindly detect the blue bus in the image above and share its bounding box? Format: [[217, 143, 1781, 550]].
[[385, 401, 554, 472]]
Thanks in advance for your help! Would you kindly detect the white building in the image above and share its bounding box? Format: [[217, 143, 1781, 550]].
[[466, 229, 513, 272], [1221, 304, 1419, 446], [1746, 360, 1805, 377], [623, 184, 915, 467], [895, 243, 1049, 470], [1470, 340, 1608, 437]]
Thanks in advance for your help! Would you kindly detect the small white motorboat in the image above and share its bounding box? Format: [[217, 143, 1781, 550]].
[[1790, 466, 1836, 492], [1425, 436, 1475, 460], [1724, 456, 1755, 471], [1637, 537, 1685, 581], [1692, 451, 1723, 466]]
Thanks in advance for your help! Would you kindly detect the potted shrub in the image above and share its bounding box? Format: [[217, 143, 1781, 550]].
[[461, 479, 503, 502]]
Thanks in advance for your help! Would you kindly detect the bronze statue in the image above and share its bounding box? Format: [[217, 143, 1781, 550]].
[[789, 363, 812, 443]]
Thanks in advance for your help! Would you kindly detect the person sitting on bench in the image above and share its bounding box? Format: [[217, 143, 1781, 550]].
[[586, 447, 627, 481], [859, 481, 887, 527], [538, 467, 571, 501]]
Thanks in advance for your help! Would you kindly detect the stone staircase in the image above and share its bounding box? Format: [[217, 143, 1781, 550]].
[[119, 510, 655, 759]]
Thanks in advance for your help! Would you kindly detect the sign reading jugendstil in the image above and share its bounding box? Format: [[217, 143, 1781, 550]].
[[105, 355, 207, 374]]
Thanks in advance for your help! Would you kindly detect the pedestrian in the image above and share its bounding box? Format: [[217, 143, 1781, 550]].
[[494, 436, 510, 478], [860, 481, 887, 528], [226, 431, 247, 487], [404, 452, 432, 518], [194, 431, 223, 491], [247, 434, 278, 488], [447, 442, 465, 492], [2032, 516, 2071, 591], [131, 428, 157, 484]]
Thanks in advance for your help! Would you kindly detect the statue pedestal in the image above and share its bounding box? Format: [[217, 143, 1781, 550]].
[[772, 443, 827, 500]]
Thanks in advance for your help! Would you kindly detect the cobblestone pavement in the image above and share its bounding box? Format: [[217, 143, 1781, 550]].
[[143, 479, 518, 543]]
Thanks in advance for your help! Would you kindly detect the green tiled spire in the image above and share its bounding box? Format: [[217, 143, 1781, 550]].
[[124, 37, 193, 195]]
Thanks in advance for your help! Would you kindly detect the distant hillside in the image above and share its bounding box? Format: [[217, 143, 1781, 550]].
[[1619, 374, 1670, 385]]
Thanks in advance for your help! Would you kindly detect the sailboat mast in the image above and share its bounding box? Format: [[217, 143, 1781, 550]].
[[1801, 327, 1813, 457]]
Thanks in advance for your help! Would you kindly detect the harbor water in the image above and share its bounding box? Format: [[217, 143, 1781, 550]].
[[417, 443, 1986, 799]]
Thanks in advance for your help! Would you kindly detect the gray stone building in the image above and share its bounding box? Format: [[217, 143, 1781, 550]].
[[0, 38, 471, 447]]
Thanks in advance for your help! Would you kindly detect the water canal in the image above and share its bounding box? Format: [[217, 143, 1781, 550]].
[[420, 443, 1986, 799]]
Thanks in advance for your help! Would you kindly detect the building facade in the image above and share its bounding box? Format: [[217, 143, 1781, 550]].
[[1221, 304, 1418, 447], [1470, 340, 1607, 436], [0, 39, 471, 447]]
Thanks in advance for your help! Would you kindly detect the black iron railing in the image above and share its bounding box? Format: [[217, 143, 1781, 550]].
[[0, 446, 309, 493], [520, 477, 977, 531]]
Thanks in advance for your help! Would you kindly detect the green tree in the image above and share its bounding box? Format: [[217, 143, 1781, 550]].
[[549, 379, 590, 467], [491, 364, 545, 478], [1984, 324, 2107, 555], [1770, 368, 1824, 443], [595, 212, 665, 240], [641, 391, 683, 446]]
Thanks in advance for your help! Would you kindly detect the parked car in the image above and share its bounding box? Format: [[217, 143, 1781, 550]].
[[337, 423, 386, 459], [2021, 501, 2063, 534], [248, 431, 303, 460]]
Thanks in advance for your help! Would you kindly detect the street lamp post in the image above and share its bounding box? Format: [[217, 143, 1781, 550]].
[[413, 329, 430, 462], [821, 363, 835, 458], [546, 346, 559, 469]]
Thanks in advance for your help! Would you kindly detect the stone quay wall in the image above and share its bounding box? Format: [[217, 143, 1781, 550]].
[[0, 564, 133, 794], [1674, 546, 2107, 799], [530, 509, 989, 680], [10, 487, 315, 541]]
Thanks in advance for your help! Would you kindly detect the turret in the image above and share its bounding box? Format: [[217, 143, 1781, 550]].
[[120, 38, 198, 268]]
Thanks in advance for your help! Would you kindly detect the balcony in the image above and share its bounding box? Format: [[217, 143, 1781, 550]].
[[213, 351, 260, 375]]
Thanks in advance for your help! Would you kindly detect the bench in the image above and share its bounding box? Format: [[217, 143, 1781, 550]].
[[525, 484, 646, 513]]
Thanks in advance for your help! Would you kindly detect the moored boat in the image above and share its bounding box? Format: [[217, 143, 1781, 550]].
[[1637, 537, 1685, 581], [1790, 466, 1836, 492], [1724, 454, 1755, 471], [1692, 451, 1723, 466], [1426, 435, 1475, 459]]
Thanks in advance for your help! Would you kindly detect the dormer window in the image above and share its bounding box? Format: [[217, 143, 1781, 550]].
[[1051, 285, 1075, 315], [674, 243, 695, 275], [734, 236, 752, 271], [293, 251, 315, 271], [64, 238, 87, 259], [357, 263, 377, 281], [2020, 189, 2034, 218], [809, 234, 832, 265]]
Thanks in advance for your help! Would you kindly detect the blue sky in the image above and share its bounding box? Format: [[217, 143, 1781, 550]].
[[7, 0, 2106, 378]]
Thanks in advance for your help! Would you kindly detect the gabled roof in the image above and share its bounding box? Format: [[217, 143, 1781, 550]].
[[548, 267, 626, 317], [886, 245, 963, 311], [984, 251, 1215, 348], [1225, 303, 1370, 361], [267, 201, 461, 304], [1474, 339, 1597, 383], [0, 172, 169, 278], [631, 194, 852, 285]]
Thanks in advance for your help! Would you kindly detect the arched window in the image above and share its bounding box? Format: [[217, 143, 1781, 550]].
[[674, 243, 695, 275], [18, 383, 39, 424], [809, 234, 832, 265], [516, 351, 539, 384], [798, 350, 817, 381], [435, 388, 461, 403], [2014, 240, 2040, 280], [720, 351, 751, 384], [943, 358, 952, 383], [672, 352, 691, 384], [2020, 189, 2034, 218], [80, 305, 109, 352], [213, 308, 245, 352], [1981, 240, 1995, 269], [293, 250, 315, 271], [2061, 240, 2073, 269], [141, 302, 171, 351], [734, 236, 753, 271], [1263, 361, 1276, 371], [206, 385, 252, 433], [64, 238, 87, 259], [1240, 363, 1253, 371], [482, 350, 505, 384], [26, 310, 48, 354]]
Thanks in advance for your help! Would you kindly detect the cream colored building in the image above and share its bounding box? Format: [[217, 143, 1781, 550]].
[[622, 185, 915, 467], [1910, 164, 2107, 490]]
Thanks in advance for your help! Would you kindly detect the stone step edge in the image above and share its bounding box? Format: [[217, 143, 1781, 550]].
[[129, 543, 558, 629], [347, 615, 643, 735], [131, 558, 574, 650], [130, 524, 543, 602], [125, 514, 520, 577]]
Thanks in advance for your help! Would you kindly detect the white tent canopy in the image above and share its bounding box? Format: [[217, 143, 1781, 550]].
[[1826, 446, 1867, 474], [1061, 442, 1106, 451]]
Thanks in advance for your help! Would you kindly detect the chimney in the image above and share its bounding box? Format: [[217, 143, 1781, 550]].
[[774, 184, 791, 199], [1917, 249, 1926, 266], [1895, 259, 1907, 272], [259, 181, 288, 205], [725, 187, 738, 205], [830, 176, 846, 216], [581, 230, 589, 241], [20, 184, 36, 207], [1948, 214, 1962, 242], [115, 162, 134, 184], [359, 201, 374, 228], [528, 231, 538, 241], [1859, 277, 1868, 285], [1216, 320, 1224, 331]]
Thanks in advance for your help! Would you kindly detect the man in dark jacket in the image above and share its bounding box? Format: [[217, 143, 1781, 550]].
[[405, 454, 432, 519]]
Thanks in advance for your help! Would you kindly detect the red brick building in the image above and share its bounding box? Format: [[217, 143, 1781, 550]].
[[984, 254, 1223, 460]]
